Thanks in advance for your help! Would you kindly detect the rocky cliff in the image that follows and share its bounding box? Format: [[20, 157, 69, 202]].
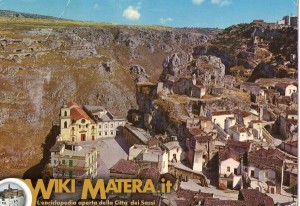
[[0, 16, 221, 178], [193, 23, 298, 82]]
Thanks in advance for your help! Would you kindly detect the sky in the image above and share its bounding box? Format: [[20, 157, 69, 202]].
[[0, 0, 297, 28], [0, 183, 22, 191]]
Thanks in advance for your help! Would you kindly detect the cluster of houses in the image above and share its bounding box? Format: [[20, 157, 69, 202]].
[[47, 68, 297, 205], [131, 63, 298, 203]]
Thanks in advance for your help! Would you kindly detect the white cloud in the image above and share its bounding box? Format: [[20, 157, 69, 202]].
[[211, 0, 232, 6], [123, 5, 141, 20], [159, 17, 173, 24], [93, 3, 100, 10], [192, 0, 205, 5]]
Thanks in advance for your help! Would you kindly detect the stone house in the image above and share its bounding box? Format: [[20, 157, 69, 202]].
[[162, 141, 186, 163], [225, 139, 252, 155], [128, 144, 169, 174], [207, 110, 235, 129], [186, 116, 213, 133], [83, 105, 126, 139], [202, 189, 274, 206], [248, 120, 264, 139], [223, 75, 236, 88], [274, 114, 297, 140], [218, 149, 243, 190], [175, 189, 213, 206], [280, 139, 297, 156], [50, 141, 98, 180], [169, 75, 206, 99], [275, 83, 297, 97], [233, 109, 258, 127], [238, 189, 274, 206], [284, 163, 297, 188], [227, 125, 253, 142], [240, 82, 261, 94], [109, 159, 140, 179], [264, 89, 280, 104], [247, 148, 285, 194], [186, 128, 215, 172], [274, 96, 292, 108], [285, 110, 298, 120], [123, 124, 152, 146]]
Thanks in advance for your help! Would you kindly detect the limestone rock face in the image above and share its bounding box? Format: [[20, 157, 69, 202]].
[[195, 55, 226, 81], [130, 65, 149, 82]]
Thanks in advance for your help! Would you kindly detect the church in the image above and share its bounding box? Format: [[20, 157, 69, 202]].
[[59, 102, 126, 142]]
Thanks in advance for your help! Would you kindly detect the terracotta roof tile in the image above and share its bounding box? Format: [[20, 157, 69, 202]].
[[233, 109, 253, 117], [211, 111, 233, 116], [286, 110, 298, 116], [138, 167, 160, 183], [67, 102, 95, 123], [219, 149, 242, 162], [109, 159, 139, 175], [189, 128, 207, 137], [160, 173, 177, 185], [229, 125, 247, 133], [249, 148, 285, 160], [239, 189, 274, 206], [203, 198, 245, 206]]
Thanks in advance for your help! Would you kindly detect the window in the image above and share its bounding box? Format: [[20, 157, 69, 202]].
[[234, 168, 237, 175], [81, 119, 86, 124], [54, 160, 57, 165], [105, 124, 108, 128], [111, 132, 113, 135], [64, 111, 67, 116], [62, 159, 66, 165], [69, 160, 73, 167], [69, 170, 72, 178], [79, 125, 81, 129], [92, 126, 95, 129], [72, 127, 75, 130], [110, 124, 113, 128], [265, 171, 268, 178], [86, 124, 88, 128], [64, 121, 67, 128], [99, 125, 101, 129], [62, 170, 65, 176], [119, 122, 123, 125], [99, 132, 102, 136], [105, 132, 108, 136], [227, 167, 230, 172]]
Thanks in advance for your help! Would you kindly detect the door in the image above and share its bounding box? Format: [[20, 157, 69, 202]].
[[81, 134, 86, 141], [227, 181, 233, 189], [271, 187, 275, 194]]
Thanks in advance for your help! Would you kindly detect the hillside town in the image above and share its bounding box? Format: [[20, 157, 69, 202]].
[[49, 50, 298, 205], [0, 184, 25, 206]]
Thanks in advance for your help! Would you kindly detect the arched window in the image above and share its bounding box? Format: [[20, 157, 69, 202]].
[[64, 121, 67, 128], [64, 111, 67, 116]]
